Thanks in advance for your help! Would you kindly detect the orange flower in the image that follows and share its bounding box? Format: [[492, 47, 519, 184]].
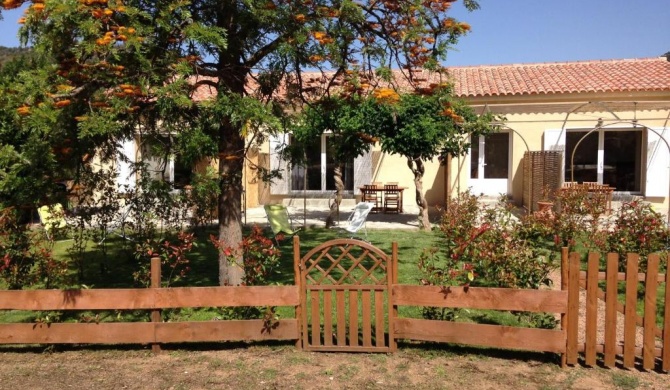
[[2, 0, 21, 10], [16, 106, 30, 116], [31, 3, 45, 12], [17, 17, 26, 24], [294, 14, 305, 22], [55, 99, 71, 108]]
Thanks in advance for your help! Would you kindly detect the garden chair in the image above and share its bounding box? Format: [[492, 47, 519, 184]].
[[37, 203, 68, 240], [361, 182, 383, 213], [264, 204, 300, 245], [383, 182, 400, 213], [334, 201, 374, 241]]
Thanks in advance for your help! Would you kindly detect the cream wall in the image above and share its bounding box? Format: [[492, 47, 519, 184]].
[[448, 97, 670, 211], [369, 148, 446, 209]]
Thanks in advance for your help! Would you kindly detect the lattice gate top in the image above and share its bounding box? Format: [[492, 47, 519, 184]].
[[294, 237, 396, 353], [301, 239, 389, 286]]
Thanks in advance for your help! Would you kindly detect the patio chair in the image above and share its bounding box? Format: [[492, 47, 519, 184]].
[[334, 201, 374, 241], [37, 203, 68, 240], [383, 182, 400, 213], [264, 204, 300, 245], [362, 183, 382, 213]]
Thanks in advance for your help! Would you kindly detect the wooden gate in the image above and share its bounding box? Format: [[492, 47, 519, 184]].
[[295, 237, 396, 352]]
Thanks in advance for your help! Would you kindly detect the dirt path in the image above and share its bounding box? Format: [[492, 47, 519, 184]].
[[0, 344, 667, 390]]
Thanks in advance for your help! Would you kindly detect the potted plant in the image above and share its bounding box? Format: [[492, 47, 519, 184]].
[[536, 185, 554, 214]]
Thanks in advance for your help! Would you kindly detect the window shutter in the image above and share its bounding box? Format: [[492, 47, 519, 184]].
[[269, 134, 290, 195], [646, 128, 669, 197], [543, 129, 565, 152], [354, 149, 372, 190], [543, 129, 566, 182], [117, 137, 136, 192]]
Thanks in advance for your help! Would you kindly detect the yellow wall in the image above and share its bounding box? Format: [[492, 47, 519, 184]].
[[448, 96, 670, 211]]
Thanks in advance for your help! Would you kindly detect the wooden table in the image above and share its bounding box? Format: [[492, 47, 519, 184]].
[[359, 186, 408, 213], [561, 182, 614, 213]]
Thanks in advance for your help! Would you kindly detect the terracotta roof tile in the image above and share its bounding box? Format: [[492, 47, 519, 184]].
[[449, 57, 670, 97], [190, 57, 670, 101]]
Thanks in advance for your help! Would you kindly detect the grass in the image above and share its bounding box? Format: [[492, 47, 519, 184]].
[[10, 221, 666, 332], [0, 225, 554, 330]]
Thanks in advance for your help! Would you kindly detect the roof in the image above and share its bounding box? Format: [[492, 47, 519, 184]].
[[449, 57, 670, 98], [189, 57, 670, 102]]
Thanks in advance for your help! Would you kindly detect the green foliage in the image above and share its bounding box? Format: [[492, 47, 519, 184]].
[[186, 166, 220, 228], [287, 96, 386, 167], [1, 0, 483, 285], [376, 88, 495, 161], [605, 200, 669, 272], [0, 207, 70, 289]]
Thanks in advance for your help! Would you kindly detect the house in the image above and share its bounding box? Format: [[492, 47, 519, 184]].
[[112, 57, 670, 215], [250, 56, 670, 214]]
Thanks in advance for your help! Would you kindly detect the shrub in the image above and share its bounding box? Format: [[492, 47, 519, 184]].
[[605, 200, 669, 272], [0, 207, 70, 289], [210, 225, 282, 320]]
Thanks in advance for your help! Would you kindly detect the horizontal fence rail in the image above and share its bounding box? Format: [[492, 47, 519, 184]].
[[0, 285, 300, 311], [0, 257, 301, 348], [391, 285, 571, 354]]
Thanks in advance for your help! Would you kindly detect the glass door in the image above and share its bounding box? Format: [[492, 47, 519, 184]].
[[469, 133, 510, 195], [565, 129, 641, 191]]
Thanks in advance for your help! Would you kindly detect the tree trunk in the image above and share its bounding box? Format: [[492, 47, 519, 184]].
[[217, 120, 245, 286], [216, 62, 247, 286], [408, 157, 430, 230], [325, 165, 343, 228]]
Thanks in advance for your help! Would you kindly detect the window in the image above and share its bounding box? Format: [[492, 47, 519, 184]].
[[565, 129, 642, 191], [290, 134, 354, 192], [470, 133, 510, 179], [141, 135, 192, 189]]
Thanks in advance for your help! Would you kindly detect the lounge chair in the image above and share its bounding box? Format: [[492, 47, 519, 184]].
[[264, 204, 300, 245], [335, 202, 374, 241], [37, 203, 68, 240]]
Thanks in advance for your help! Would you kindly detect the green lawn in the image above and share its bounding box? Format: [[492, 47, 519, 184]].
[[1, 226, 552, 328]]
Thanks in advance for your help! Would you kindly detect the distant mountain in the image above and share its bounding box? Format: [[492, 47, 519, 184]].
[[0, 46, 32, 66]]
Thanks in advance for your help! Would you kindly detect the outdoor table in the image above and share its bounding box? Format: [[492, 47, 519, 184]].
[[359, 185, 408, 213], [560, 182, 614, 213]]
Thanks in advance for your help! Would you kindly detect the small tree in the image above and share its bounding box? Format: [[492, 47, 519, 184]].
[[376, 86, 495, 229], [287, 96, 389, 226]]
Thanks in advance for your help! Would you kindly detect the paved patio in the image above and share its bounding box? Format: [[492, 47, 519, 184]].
[[242, 204, 440, 231]]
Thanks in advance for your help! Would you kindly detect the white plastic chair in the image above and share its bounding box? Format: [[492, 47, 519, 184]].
[[335, 202, 374, 241]]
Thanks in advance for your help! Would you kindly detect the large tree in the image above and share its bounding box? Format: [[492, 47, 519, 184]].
[[1, 0, 480, 285]]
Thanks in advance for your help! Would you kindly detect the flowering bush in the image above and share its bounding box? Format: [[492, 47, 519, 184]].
[[605, 200, 669, 272], [210, 225, 282, 320], [420, 192, 556, 324], [133, 231, 194, 287], [0, 207, 70, 289], [211, 224, 281, 286], [421, 192, 555, 294]]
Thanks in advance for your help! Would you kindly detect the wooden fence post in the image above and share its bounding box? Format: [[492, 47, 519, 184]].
[[566, 251, 580, 365], [560, 247, 568, 367], [664, 264, 670, 372], [623, 253, 639, 368], [388, 241, 398, 353], [151, 256, 161, 354], [293, 235, 302, 350]]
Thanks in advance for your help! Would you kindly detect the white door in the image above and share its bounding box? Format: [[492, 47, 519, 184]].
[[469, 133, 510, 196]]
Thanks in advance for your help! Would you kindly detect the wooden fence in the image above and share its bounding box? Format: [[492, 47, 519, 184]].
[[0, 238, 668, 373], [0, 258, 301, 350], [573, 251, 670, 371]]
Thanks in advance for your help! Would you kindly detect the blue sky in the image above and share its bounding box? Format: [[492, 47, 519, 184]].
[[1, 0, 668, 66]]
